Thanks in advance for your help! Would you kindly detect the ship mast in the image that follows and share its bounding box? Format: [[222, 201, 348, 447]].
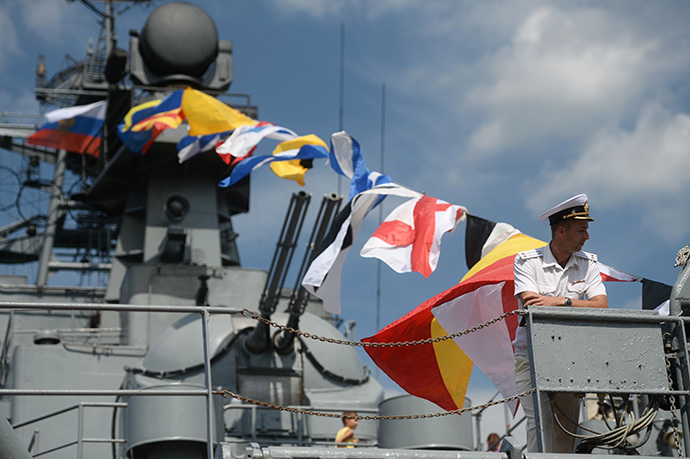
[[32, 0, 146, 286]]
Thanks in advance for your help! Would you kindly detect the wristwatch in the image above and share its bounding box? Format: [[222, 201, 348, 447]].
[[565, 298, 573, 307]]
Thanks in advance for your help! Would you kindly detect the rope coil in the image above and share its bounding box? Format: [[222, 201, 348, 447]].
[[675, 244, 690, 267]]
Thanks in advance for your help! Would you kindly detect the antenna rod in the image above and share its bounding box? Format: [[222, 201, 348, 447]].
[[375, 84, 386, 379], [337, 23, 345, 197], [339, 23, 345, 133]]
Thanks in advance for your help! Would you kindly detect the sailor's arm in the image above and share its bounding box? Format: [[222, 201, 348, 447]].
[[517, 291, 608, 308]]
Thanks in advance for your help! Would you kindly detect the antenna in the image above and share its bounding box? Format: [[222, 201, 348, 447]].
[[337, 23, 345, 197], [375, 83, 386, 379]]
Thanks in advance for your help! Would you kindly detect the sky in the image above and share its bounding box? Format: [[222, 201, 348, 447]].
[[2, 0, 690, 447]]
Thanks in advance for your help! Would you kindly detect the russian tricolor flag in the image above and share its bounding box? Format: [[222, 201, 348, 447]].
[[27, 100, 107, 157]]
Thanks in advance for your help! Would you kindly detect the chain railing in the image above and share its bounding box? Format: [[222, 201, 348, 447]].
[[238, 308, 524, 348], [216, 388, 535, 421]]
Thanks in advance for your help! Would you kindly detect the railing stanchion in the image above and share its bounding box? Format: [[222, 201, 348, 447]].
[[201, 309, 214, 459], [77, 403, 84, 459]]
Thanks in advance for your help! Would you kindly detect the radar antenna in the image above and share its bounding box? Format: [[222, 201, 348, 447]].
[[35, 0, 150, 107]]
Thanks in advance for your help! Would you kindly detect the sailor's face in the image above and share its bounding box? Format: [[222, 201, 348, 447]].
[[564, 220, 590, 251]]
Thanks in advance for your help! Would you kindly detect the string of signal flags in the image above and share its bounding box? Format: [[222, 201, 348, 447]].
[[26, 87, 671, 413]]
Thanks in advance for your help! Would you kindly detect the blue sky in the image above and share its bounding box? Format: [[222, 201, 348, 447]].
[[2, 0, 690, 442]]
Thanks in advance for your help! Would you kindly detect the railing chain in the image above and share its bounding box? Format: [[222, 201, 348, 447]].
[[216, 388, 534, 420], [238, 308, 525, 348]]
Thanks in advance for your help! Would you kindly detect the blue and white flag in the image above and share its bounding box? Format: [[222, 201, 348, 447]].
[[330, 131, 393, 200], [177, 130, 232, 163], [216, 122, 298, 159]]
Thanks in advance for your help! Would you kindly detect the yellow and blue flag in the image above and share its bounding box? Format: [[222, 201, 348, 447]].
[[117, 90, 185, 154], [218, 134, 329, 187]]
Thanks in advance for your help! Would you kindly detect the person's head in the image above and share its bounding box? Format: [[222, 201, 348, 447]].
[[487, 433, 500, 451], [541, 194, 593, 250], [342, 411, 359, 429]]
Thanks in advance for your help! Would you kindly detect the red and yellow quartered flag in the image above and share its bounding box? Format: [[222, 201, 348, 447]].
[[364, 212, 640, 412], [363, 214, 544, 412]]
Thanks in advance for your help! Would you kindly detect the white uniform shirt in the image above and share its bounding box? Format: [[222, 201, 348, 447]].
[[512, 244, 606, 355]]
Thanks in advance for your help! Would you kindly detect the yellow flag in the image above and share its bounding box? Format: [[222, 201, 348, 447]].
[[181, 87, 256, 136], [269, 135, 329, 185], [270, 161, 309, 186]]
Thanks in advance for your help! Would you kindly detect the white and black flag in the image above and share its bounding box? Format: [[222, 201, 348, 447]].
[[301, 183, 421, 315]]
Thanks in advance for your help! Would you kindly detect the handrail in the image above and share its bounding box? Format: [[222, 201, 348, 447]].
[[11, 402, 127, 458], [11, 402, 126, 429], [0, 301, 244, 314], [222, 404, 380, 447], [1, 388, 209, 396], [0, 300, 228, 459]]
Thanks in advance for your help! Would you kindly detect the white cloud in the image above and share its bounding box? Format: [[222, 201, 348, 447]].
[[268, 0, 422, 20], [462, 5, 661, 159], [528, 103, 690, 240], [534, 103, 690, 202]]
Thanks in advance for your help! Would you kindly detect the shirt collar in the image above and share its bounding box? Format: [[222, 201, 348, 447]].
[[544, 243, 575, 270]]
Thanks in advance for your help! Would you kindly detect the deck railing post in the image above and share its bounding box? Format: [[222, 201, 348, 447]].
[[201, 309, 214, 459]]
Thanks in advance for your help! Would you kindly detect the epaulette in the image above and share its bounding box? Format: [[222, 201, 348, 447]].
[[517, 246, 546, 260], [574, 250, 598, 262]]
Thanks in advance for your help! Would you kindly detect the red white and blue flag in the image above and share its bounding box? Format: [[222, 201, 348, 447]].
[[27, 100, 106, 157]]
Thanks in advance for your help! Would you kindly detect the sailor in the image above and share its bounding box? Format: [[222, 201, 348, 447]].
[[512, 193, 608, 453]]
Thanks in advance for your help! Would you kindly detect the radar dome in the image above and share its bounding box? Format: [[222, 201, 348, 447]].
[[139, 2, 219, 78]]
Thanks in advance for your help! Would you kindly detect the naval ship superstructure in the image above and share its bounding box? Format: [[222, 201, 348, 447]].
[[0, 1, 477, 457], [1, 2, 690, 459]]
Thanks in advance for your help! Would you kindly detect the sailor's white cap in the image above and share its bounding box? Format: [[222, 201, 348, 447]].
[[538, 193, 594, 224]]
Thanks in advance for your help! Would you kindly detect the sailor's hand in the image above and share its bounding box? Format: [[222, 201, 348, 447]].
[[520, 292, 564, 306]]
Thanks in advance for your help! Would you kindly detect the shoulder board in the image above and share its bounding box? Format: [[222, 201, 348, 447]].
[[574, 251, 598, 262], [517, 247, 545, 260]]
